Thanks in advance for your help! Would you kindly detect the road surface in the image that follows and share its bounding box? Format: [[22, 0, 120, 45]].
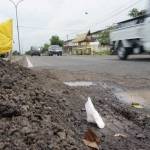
[[25, 55, 150, 76], [25, 55, 150, 108]]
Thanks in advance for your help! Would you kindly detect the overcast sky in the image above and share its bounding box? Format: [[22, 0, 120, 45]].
[[0, 0, 146, 52]]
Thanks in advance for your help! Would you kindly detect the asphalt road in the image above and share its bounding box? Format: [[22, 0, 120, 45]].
[[26, 55, 150, 77], [25, 55, 150, 108]]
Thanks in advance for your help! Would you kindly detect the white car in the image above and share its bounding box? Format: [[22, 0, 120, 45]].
[[48, 45, 63, 56]]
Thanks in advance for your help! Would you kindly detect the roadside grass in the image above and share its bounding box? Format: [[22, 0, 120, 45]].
[[94, 50, 112, 56], [72, 48, 112, 56]]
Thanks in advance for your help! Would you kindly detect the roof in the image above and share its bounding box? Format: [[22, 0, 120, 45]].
[[64, 39, 73, 43], [73, 31, 91, 43], [73, 33, 87, 43], [91, 26, 113, 35], [91, 29, 104, 35]]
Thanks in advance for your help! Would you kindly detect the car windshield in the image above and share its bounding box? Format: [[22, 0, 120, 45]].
[[51, 45, 60, 49]]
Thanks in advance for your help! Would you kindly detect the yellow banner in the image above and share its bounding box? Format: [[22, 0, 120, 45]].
[[0, 19, 13, 54]]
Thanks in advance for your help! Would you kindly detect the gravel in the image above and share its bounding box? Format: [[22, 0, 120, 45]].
[[0, 60, 150, 150]]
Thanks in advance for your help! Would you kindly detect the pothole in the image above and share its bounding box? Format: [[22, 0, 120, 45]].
[[64, 81, 96, 87], [98, 82, 150, 109]]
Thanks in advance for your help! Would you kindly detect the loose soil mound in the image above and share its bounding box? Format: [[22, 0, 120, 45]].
[[0, 60, 150, 150]]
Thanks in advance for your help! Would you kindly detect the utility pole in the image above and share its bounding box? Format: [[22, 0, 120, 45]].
[[66, 34, 69, 41], [9, 0, 23, 54]]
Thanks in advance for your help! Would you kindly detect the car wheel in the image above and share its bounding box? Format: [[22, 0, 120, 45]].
[[117, 45, 128, 60], [60, 52, 62, 56]]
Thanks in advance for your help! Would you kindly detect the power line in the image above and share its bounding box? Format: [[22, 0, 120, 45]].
[[16, 0, 142, 40], [90, 0, 142, 28], [67, 0, 141, 37], [19, 25, 49, 30]]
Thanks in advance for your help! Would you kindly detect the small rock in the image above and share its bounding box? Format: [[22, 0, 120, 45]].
[[45, 106, 52, 111], [104, 98, 108, 101], [136, 134, 146, 139], [81, 108, 86, 112], [65, 101, 69, 106], [0, 142, 5, 149], [0, 104, 21, 118], [22, 105, 29, 112], [57, 132, 66, 140], [21, 126, 32, 134]]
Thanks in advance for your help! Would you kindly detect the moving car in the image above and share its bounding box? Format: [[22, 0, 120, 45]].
[[48, 45, 63, 56], [110, 0, 150, 60], [31, 50, 41, 56]]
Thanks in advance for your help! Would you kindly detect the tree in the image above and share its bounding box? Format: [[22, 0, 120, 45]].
[[50, 36, 63, 47], [129, 8, 146, 18], [98, 28, 112, 46], [138, 10, 146, 16], [25, 46, 35, 55], [41, 43, 49, 53], [25, 50, 32, 55]]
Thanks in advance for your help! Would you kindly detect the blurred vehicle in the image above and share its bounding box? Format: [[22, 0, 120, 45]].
[[110, 0, 150, 60], [31, 50, 41, 56], [48, 45, 63, 56]]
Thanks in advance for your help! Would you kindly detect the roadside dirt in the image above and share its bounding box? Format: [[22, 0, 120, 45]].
[[0, 60, 150, 150]]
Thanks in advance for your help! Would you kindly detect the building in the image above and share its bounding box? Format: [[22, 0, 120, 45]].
[[71, 31, 101, 55], [63, 39, 75, 54], [64, 28, 111, 55], [72, 31, 92, 55], [91, 28, 111, 53], [90, 30, 103, 40]]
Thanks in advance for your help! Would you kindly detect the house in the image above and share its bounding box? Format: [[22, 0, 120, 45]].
[[90, 30, 103, 40], [63, 39, 75, 54], [64, 28, 112, 55], [72, 31, 96, 55], [91, 28, 112, 53]]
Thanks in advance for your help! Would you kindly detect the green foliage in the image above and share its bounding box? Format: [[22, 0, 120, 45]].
[[25, 50, 32, 55], [0, 53, 8, 58], [95, 50, 111, 56], [50, 36, 64, 47], [41, 43, 49, 53], [129, 8, 146, 18], [98, 29, 110, 46], [138, 10, 146, 16]]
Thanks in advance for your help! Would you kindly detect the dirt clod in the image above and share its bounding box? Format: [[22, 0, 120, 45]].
[[0, 104, 21, 118]]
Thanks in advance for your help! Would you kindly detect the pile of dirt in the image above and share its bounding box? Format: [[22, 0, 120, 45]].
[[0, 60, 150, 150], [0, 60, 84, 149]]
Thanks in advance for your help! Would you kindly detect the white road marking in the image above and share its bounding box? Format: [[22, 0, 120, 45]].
[[26, 56, 33, 68]]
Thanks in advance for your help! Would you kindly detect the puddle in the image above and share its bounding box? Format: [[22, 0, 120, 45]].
[[99, 82, 150, 109], [64, 81, 96, 87], [99, 82, 132, 104], [64, 81, 150, 109]]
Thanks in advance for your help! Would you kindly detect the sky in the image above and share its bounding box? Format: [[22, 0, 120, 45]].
[[0, 0, 147, 52]]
